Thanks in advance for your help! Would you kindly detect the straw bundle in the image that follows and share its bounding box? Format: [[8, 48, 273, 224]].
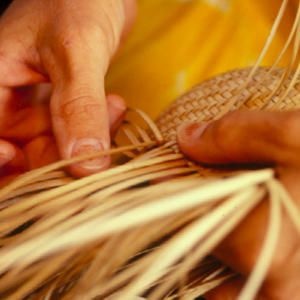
[[1, 1, 300, 299]]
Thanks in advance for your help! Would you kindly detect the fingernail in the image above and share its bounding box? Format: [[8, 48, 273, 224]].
[[71, 138, 110, 170], [177, 122, 209, 143]]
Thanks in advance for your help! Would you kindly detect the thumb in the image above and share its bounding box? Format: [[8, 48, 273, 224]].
[[177, 110, 300, 166], [51, 76, 110, 178], [47, 35, 116, 177]]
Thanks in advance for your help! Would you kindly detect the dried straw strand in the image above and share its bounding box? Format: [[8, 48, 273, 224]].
[[2, 2, 300, 298]]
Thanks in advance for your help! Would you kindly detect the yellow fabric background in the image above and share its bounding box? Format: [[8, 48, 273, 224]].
[[107, 0, 295, 118]]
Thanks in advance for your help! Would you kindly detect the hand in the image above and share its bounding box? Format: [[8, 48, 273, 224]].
[[178, 110, 300, 299], [0, 86, 127, 186], [0, 0, 136, 177]]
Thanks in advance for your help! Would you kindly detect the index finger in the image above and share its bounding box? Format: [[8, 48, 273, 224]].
[[177, 110, 300, 167]]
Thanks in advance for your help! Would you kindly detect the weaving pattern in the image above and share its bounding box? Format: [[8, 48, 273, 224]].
[[157, 67, 300, 144], [0, 67, 299, 299], [1, 0, 300, 297]]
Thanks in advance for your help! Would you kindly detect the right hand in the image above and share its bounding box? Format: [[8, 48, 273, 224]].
[[0, 0, 136, 177], [0, 88, 127, 186]]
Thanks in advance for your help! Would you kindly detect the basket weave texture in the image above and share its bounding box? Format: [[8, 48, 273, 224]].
[[157, 67, 300, 143], [0, 67, 299, 300]]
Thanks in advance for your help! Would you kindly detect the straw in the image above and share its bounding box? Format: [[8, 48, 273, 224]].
[[1, 2, 300, 298]]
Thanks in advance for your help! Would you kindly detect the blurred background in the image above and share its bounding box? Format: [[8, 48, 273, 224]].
[[107, 0, 297, 118]]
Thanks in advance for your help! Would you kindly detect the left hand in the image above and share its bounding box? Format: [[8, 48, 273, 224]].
[[178, 110, 300, 299]]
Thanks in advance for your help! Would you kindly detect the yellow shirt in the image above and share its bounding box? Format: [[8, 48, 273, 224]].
[[107, 0, 295, 118]]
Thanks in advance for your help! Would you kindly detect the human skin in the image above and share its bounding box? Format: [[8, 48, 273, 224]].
[[178, 110, 300, 299], [0, 1, 299, 298], [0, 90, 128, 183], [0, 0, 136, 177], [1, 110, 299, 299]]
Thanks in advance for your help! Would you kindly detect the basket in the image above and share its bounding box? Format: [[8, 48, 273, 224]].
[[0, 0, 300, 299]]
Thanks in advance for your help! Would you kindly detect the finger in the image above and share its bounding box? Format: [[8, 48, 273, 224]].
[[205, 276, 246, 300], [212, 170, 300, 299], [107, 94, 127, 136], [0, 89, 124, 144], [0, 173, 21, 188], [0, 34, 47, 88], [0, 58, 47, 87], [0, 87, 51, 142], [23, 135, 59, 170], [0, 105, 51, 142], [22, 95, 126, 171], [0, 139, 16, 167], [205, 271, 293, 300], [20, 95, 126, 172], [39, 2, 125, 176], [49, 58, 111, 178], [177, 110, 300, 166], [0, 139, 26, 176], [46, 23, 127, 177]]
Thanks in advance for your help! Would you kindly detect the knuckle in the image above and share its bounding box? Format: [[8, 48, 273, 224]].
[[58, 20, 121, 57], [52, 26, 114, 74], [55, 95, 101, 120], [61, 24, 103, 46]]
